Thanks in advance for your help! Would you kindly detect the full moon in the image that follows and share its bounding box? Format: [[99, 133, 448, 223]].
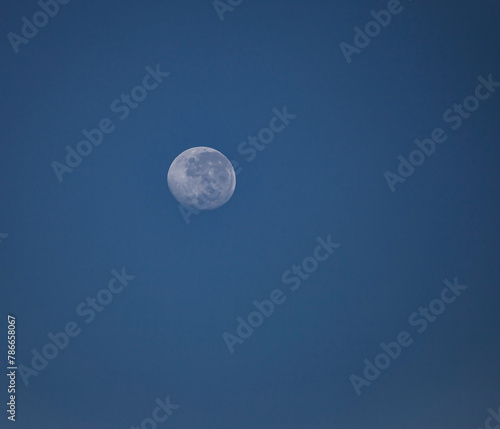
[[167, 147, 236, 210]]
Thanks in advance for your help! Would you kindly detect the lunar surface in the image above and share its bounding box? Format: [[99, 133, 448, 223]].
[[167, 147, 236, 210]]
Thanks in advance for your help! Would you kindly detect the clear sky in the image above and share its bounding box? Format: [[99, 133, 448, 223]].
[[1, 0, 500, 428]]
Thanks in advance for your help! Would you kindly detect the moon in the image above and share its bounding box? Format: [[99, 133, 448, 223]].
[[167, 147, 236, 210]]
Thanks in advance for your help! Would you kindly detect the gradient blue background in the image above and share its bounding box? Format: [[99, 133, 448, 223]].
[[1, 0, 500, 428]]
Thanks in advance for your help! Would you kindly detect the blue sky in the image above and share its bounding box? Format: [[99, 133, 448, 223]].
[[1, 0, 500, 428]]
